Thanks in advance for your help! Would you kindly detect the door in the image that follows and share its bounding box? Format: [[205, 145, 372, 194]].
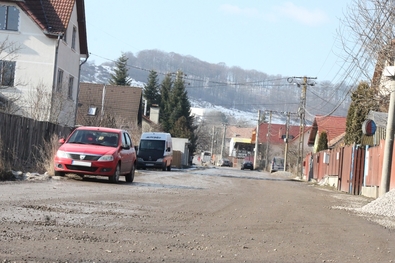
[[120, 132, 134, 173]]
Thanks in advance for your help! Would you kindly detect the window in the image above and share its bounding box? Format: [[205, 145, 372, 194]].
[[0, 60, 15, 86], [0, 6, 19, 31], [68, 76, 74, 99], [57, 69, 63, 92], [122, 132, 132, 148], [88, 106, 97, 116], [71, 26, 77, 50]]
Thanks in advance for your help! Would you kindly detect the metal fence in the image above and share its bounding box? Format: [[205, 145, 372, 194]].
[[304, 141, 395, 195]]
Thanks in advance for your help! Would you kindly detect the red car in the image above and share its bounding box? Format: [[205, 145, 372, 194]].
[[54, 126, 136, 183]]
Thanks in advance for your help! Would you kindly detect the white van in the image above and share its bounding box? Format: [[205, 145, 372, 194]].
[[137, 132, 173, 171]]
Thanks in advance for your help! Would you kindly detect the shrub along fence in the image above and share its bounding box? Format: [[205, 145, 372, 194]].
[[0, 112, 72, 170]]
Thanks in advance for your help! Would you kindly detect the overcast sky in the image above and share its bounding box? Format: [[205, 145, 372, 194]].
[[84, 0, 353, 83]]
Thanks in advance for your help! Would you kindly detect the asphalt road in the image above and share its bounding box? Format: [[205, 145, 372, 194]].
[[0, 167, 394, 263]]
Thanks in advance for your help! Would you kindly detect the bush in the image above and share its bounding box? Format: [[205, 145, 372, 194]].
[[35, 134, 60, 176], [0, 135, 13, 180]]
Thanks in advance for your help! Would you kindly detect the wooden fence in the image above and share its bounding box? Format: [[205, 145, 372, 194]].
[[0, 112, 72, 170]]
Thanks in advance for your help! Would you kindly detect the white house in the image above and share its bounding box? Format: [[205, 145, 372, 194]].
[[0, 0, 88, 126]]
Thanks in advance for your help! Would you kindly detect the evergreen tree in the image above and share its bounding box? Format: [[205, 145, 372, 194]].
[[344, 81, 379, 145], [165, 71, 197, 158], [316, 131, 328, 152], [143, 70, 160, 116], [109, 53, 131, 86], [170, 116, 191, 138], [159, 73, 173, 132], [169, 71, 194, 129]]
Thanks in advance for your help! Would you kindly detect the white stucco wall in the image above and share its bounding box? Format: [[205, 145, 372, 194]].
[[0, 2, 83, 126]]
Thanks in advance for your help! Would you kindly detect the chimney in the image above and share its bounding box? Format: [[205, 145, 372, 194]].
[[150, 104, 160, 124]]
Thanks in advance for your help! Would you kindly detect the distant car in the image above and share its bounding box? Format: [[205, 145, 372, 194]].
[[271, 157, 284, 172], [54, 126, 137, 183], [217, 158, 232, 167], [241, 161, 253, 170]]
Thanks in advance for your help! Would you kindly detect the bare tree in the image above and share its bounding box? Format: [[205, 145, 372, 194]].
[[194, 120, 213, 154], [337, 0, 395, 110], [27, 82, 52, 121]]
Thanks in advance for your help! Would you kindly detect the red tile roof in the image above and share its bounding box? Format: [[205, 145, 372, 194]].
[[307, 115, 347, 145], [16, 0, 88, 55], [256, 123, 301, 145]]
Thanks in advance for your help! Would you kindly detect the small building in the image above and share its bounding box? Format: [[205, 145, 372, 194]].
[[172, 138, 190, 168]]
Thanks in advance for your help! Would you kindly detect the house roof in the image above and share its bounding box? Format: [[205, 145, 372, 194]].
[[256, 123, 301, 145], [16, 0, 88, 55], [307, 115, 347, 145], [226, 126, 255, 139], [77, 83, 143, 126]]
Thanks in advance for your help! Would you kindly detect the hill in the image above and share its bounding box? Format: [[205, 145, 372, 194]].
[[81, 49, 351, 123]]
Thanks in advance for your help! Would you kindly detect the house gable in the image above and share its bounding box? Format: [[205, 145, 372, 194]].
[[308, 115, 347, 151], [16, 0, 88, 55]]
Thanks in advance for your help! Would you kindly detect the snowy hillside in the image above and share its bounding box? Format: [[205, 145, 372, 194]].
[[81, 61, 302, 127]]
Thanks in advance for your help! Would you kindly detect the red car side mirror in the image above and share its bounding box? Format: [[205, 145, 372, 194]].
[[58, 138, 65, 144]]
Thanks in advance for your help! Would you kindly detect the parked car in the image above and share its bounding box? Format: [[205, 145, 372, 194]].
[[271, 157, 284, 172], [217, 158, 232, 167], [241, 161, 254, 170], [54, 126, 136, 183]]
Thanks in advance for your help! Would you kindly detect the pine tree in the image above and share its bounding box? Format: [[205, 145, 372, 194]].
[[143, 70, 160, 116], [316, 131, 328, 152], [109, 53, 131, 86], [170, 71, 197, 155], [159, 73, 173, 132], [344, 81, 379, 145], [163, 71, 197, 158]]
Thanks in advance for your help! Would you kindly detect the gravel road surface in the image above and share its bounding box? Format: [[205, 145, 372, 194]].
[[1, 167, 395, 262]]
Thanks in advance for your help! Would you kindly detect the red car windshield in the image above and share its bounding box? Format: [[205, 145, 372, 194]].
[[68, 130, 119, 147]]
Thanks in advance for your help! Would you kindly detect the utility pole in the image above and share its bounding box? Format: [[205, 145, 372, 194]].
[[265, 111, 272, 171], [210, 126, 215, 154], [220, 124, 227, 158], [284, 111, 290, 172], [254, 110, 261, 170], [298, 77, 307, 179], [380, 70, 395, 196], [288, 76, 316, 179]]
